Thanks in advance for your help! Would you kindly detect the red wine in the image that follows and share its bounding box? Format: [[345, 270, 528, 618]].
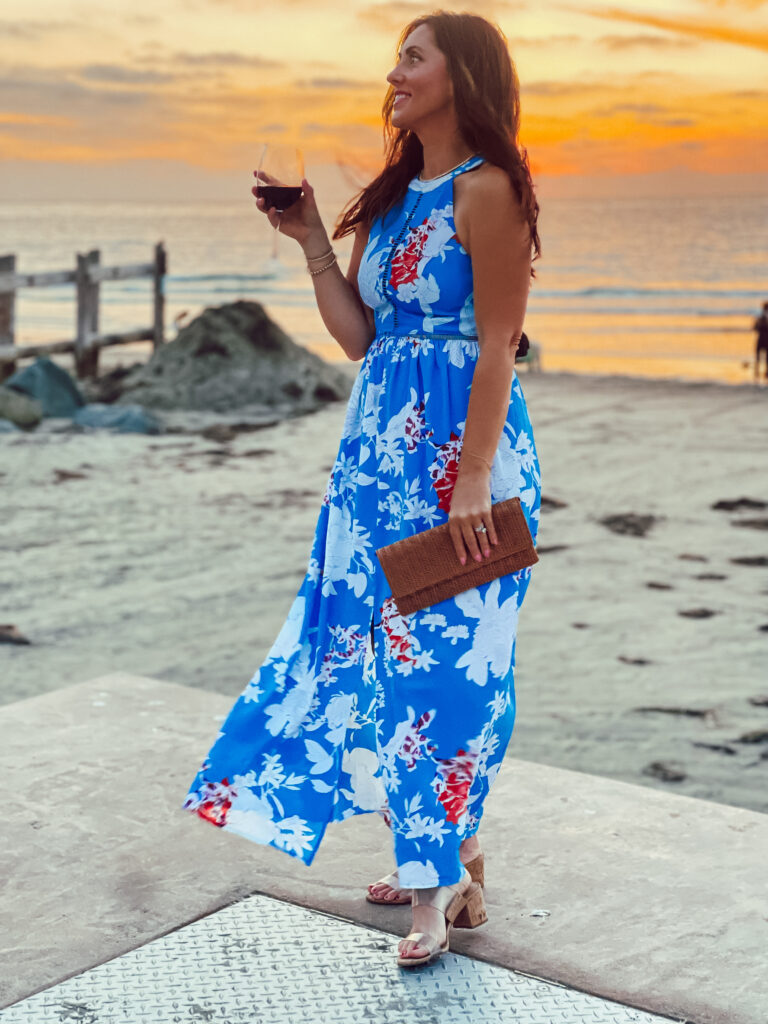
[[255, 185, 302, 212]]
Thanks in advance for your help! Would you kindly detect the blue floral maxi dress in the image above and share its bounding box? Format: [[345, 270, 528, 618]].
[[182, 154, 542, 888]]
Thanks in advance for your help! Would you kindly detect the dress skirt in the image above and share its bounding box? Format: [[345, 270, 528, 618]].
[[182, 330, 542, 888]]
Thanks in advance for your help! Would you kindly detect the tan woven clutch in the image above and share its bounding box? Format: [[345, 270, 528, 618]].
[[375, 496, 538, 616]]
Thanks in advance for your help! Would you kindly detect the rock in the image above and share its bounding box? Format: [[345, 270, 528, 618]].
[[80, 363, 143, 404], [0, 624, 31, 645], [731, 518, 768, 531], [712, 497, 768, 512], [4, 356, 84, 417], [691, 742, 737, 756], [540, 495, 568, 510], [633, 705, 714, 717], [0, 386, 43, 428], [599, 513, 657, 537], [72, 403, 163, 435], [113, 300, 352, 415], [735, 729, 768, 745], [642, 761, 687, 783]]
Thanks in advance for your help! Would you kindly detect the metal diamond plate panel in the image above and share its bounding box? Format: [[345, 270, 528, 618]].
[[0, 894, 684, 1024]]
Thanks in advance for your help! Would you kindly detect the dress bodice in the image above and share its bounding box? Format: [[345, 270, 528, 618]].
[[357, 154, 485, 339]]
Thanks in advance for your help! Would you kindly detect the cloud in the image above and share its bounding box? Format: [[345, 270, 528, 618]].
[[294, 77, 381, 90], [79, 65, 178, 85], [0, 18, 79, 39], [597, 33, 698, 51], [356, 0, 521, 34], [559, 5, 768, 53]]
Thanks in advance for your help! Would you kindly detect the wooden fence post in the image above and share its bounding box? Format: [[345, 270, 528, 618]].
[[74, 249, 100, 378], [0, 254, 16, 381], [153, 241, 166, 350]]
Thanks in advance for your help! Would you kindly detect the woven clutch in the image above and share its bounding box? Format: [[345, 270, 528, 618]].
[[375, 496, 538, 616]]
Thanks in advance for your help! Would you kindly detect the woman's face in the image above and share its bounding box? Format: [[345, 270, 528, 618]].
[[386, 23, 454, 130]]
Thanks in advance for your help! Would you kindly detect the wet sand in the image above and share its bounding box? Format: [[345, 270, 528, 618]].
[[2, 366, 767, 814]]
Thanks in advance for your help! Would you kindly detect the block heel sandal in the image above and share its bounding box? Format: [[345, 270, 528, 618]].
[[366, 851, 484, 906], [396, 869, 488, 968]]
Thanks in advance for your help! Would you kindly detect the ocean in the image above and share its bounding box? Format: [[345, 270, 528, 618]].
[[1, 191, 766, 385]]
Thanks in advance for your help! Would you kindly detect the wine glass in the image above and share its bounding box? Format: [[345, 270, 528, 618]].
[[254, 142, 304, 217]]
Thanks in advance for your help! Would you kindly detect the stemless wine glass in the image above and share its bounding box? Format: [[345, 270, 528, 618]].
[[254, 142, 305, 216]]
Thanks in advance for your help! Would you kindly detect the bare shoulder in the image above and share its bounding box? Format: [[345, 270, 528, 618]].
[[456, 162, 517, 204]]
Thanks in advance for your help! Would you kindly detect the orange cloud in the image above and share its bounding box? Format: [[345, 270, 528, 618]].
[[561, 5, 768, 53]]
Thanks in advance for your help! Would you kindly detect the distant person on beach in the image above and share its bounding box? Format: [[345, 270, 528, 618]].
[[753, 301, 768, 381], [183, 11, 541, 969]]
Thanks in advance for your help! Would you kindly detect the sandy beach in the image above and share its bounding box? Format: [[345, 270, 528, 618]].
[[2, 365, 767, 815]]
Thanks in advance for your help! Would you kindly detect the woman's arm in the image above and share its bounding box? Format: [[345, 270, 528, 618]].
[[448, 166, 533, 565], [254, 175, 375, 361]]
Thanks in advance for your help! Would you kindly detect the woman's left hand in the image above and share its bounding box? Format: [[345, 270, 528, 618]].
[[447, 465, 498, 565]]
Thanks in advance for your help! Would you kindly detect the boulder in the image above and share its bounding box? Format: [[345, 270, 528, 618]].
[[113, 300, 352, 414], [4, 356, 84, 418], [72, 403, 163, 435], [0, 386, 43, 428]]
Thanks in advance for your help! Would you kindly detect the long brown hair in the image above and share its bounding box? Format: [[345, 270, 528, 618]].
[[332, 10, 541, 279]]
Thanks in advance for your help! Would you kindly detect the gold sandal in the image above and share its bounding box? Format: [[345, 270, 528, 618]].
[[366, 851, 484, 906], [396, 868, 488, 969]]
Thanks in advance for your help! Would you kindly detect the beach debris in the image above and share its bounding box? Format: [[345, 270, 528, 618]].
[[735, 729, 768, 744], [536, 544, 569, 553], [633, 705, 715, 718], [81, 362, 142, 404], [599, 512, 657, 537], [730, 555, 768, 567], [0, 624, 30, 645], [677, 552, 708, 562], [642, 761, 687, 782], [712, 497, 767, 512], [730, 518, 768, 531], [678, 607, 718, 618], [0, 385, 43, 428], [540, 495, 568, 511], [112, 300, 352, 415], [618, 655, 651, 665], [53, 468, 88, 483], [748, 695, 768, 706], [694, 572, 728, 580], [646, 581, 673, 590], [4, 356, 84, 417], [691, 742, 737, 755], [72, 403, 162, 435]]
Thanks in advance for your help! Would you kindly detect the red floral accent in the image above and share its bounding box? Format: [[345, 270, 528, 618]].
[[404, 399, 433, 453], [434, 749, 477, 824], [390, 218, 430, 291], [428, 432, 463, 512], [192, 777, 236, 828]]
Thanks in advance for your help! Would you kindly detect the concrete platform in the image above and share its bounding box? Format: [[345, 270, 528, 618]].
[[1, 673, 766, 1023]]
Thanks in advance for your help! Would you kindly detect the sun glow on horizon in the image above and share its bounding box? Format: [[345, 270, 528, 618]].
[[0, 0, 766, 200]]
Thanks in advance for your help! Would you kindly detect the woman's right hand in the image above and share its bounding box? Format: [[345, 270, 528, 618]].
[[251, 170, 326, 250]]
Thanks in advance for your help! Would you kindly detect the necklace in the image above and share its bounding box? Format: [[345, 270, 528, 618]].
[[417, 154, 476, 182]]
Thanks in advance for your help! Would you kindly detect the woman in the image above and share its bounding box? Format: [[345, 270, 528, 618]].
[[182, 10, 542, 968]]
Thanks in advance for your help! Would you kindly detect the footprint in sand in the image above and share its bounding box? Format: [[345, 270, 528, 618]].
[[646, 581, 674, 590], [678, 608, 719, 618], [730, 555, 768, 567], [731, 518, 768, 531], [677, 553, 708, 562], [694, 572, 728, 580]]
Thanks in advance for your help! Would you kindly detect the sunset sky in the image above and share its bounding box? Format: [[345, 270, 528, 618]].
[[1, 0, 766, 201]]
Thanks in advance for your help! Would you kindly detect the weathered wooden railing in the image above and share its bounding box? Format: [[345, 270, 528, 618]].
[[0, 242, 166, 380]]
